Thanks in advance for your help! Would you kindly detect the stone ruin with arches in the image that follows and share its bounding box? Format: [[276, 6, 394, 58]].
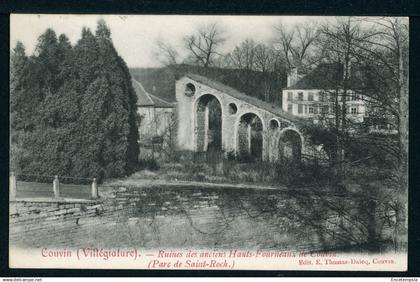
[[175, 74, 314, 163]]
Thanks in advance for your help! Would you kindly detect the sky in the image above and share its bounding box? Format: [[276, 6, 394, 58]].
[[10, 14, 327, 68]]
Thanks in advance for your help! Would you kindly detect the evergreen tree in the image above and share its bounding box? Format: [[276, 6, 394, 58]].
[[11, 21, 139, 181], [10, 41, 28, 172], [93, 20, 139, 176], [10, 41, 27, 130]]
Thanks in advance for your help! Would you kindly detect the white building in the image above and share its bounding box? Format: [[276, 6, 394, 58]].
[[282, 64, 367, 124]]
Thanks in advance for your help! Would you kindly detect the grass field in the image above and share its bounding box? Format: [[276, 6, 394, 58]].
[[16, 181, 92, 200]]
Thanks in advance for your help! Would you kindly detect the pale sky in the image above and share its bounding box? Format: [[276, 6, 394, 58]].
[[10, 14, 327, 68]]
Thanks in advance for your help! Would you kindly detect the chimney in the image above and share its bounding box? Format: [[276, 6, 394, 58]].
[[287, 67, 300, 87]]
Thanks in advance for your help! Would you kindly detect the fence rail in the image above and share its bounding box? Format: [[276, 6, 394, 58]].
[[9, 172, 99, 201]]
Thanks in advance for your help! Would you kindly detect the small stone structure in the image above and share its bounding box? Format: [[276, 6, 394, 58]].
[[175, 74, 309, 162]]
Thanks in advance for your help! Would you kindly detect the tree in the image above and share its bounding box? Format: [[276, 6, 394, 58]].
[[183, 23, 226, 68], [307, 17, 408, 250], [350, 18, 408, 246], [10, 41, 28, 172], [95, 19, 139, 176], [10, 41, 28, 130], [225, 39, 257, 70], [222, 40, 284, 102], [10, 20, 140, 181], [154, 38, 180, 66], [354, 18, 408, 177], [272, 22, 321, 74]]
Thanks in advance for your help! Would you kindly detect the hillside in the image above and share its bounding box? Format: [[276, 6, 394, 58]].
[[129, 64, 287, 104]]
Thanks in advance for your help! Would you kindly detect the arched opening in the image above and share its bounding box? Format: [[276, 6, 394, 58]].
[[195, 94, 222, 153], [185, 83, 196, 97], [279, 129, 302, 162], [237, 113, 263, 162], [228, 103, 238, 114], [269, 119, 280, 130]]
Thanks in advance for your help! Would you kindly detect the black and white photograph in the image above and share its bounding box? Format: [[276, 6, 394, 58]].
[[8, 14, 409, 271]]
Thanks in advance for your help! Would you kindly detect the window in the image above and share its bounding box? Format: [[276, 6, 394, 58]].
[[308, 107, 314, 114], [319, 92, 325, 102], [305, 105, 308, 114], [287, 92, 293, 101], [184, 83, 196, 97], [228, 103, 238, 114], [322, 105, 329, 114], [314, 105, 319, 114], [298, 92, 304, 101], [329, 93, 335, 102], [298, 104, 303, 114], [351, 107, 357, 114], [288, 103, 293, 113], [308, 92, 314, 101]]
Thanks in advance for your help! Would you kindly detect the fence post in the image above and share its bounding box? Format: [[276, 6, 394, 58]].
[[53, 175, 60, 198], [91, 178, 98, 199], [9, 172, 17, 201]]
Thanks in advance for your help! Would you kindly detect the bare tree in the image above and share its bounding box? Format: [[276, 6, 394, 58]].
[[223, 40, 282, 102], [225, 39, 257, 70], [356, 17, 408, 176], [183, 23, 226, 68], [273, 23, 294, 71], [153, 38, 180, 66], [320, 17, 365, 133], [254, 43, 279, 101], [254, 43, 276, 73], [273, 22, 321, 74], [311, 17, 408, 249]]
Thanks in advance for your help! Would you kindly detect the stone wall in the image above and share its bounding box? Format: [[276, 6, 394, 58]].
[[9, 184, 396, 251]]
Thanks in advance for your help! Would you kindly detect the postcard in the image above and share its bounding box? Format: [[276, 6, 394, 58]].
[[9, 14, 408, 271]]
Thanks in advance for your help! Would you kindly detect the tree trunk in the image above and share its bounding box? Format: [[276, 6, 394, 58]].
[[398, 46, 409, 190]]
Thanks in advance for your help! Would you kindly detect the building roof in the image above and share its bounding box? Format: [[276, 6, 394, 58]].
[[148, 92, 175, 108], [286, 63, 344, 90], [132, 78, 174, 108], [285, 62, 371, 91], [184, 73, 301, 123]]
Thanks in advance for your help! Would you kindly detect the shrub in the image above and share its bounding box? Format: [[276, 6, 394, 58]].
[[138, 158, 160, 171]]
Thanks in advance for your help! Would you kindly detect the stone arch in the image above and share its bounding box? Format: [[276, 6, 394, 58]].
[[194, 93, 223, 152], [278, 127, 303, 162], [236, 112, 264, 161], [269, 118, 281, 130]]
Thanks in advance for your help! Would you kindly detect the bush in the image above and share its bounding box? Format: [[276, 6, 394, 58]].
[[138, 158, 160, 171]]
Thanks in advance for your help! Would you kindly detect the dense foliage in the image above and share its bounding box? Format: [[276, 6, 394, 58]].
[[10, 20, 139, 181]]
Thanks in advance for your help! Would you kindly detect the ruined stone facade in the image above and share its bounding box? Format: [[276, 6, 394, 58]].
[[175, 74, 307, 162]]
